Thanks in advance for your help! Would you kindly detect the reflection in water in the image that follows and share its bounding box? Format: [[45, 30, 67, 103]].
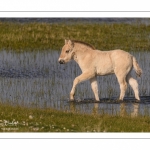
[[69, 102, 76, 113], [120, 103, 126, 116], [91, 102, 140, 117], [92, 103, 99, 115], [120, 103, 139, 117], [131, 103, 139, 117], [68, 101, 140, 117]]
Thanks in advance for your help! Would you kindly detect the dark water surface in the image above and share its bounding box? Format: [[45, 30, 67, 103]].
[[0, 50, 150, 116], [1, 18, 150, 25]]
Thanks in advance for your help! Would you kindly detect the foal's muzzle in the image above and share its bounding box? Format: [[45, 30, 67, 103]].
[[58, 59, 65, 64]]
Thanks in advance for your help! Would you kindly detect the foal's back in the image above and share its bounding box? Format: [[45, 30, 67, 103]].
[[108, 49, 133, 70], [92, 49, 133, 75]]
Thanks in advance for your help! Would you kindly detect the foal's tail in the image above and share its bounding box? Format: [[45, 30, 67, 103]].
[[132, 56, 142, 77]]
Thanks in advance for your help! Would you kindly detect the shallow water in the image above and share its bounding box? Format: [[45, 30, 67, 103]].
[[0, 50, 150, 116], [1, 18, 150, 25]]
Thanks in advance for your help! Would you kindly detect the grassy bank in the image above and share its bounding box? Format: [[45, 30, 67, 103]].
[[0, 22, 150, 51], [0, 103, 150, 132]]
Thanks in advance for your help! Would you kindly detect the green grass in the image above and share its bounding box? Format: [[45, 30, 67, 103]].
[[0, 103, 150, 132], [0, 22, 150, 52]]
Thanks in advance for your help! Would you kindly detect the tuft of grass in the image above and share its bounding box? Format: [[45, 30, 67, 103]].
[[0, 22, 150, 52], [0, 103, 150, 132]]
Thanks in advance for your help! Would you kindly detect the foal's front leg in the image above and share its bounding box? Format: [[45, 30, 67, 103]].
[[70, 72, 94, 101], [90, 77, 100, 101]]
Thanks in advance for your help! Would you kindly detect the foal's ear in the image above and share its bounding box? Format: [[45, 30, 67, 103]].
[[65, 39, 69, 44], [68, 40, 74, 47]]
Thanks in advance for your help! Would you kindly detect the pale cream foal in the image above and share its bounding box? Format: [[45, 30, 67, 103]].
[[58, 39, 142, 102]]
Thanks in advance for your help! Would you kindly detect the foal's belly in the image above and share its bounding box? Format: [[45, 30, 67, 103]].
[[96, 67, 114, 76]]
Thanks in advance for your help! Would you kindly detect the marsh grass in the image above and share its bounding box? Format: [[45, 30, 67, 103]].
[[0, 103, 150, 132], [0, 22, 150, 51]]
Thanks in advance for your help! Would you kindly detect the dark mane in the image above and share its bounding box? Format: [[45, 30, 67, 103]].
[[71, 40, 95, 50]]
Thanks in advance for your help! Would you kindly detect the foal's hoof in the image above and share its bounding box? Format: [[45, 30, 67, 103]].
[[115, 99, 123, 103], [94, 100, 100, 103], [69, 99, 75, 102], [134, 100, 140, 103]]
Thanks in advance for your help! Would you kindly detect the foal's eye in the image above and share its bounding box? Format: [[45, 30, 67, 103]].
[[66, 50, 69, 53]]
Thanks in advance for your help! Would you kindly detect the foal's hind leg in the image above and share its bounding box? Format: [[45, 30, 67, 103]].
[[127, 73, 140, 101], [115, 73, 128, 101], [70, 72, 95, 101], [118, 77, 127, 100]]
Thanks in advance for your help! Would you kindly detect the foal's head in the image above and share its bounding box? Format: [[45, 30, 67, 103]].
[[58, 39, 75, 64]]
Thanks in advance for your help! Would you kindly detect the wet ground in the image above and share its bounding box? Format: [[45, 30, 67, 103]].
[[71, 96, 150, 104]]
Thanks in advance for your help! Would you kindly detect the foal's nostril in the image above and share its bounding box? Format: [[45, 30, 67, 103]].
[[59, 59, 65, 64]]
